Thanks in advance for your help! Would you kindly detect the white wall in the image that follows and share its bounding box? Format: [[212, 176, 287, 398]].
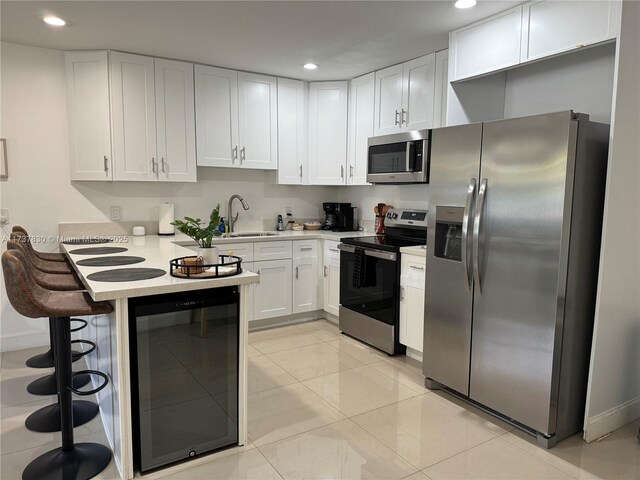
[[583, 0, 640, 441], [0, 42, 336, 352], [504, 42, 616, 124], [338, 184, 429, 224]]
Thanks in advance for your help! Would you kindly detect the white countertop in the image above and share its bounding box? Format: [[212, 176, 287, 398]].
[[174, 229, 374, 246], [62, 235, 260, 302], [400, 245, 427, 257]]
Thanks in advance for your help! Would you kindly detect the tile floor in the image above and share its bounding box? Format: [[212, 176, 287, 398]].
[[1, 319, 639, 479]]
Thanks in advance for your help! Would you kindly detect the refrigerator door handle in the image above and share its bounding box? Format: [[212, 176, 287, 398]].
[[473, 178, 487, 292], [462, 178, 476, 291]]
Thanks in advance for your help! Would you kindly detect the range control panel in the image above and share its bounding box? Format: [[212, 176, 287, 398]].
[[385, 208, 428, 229]]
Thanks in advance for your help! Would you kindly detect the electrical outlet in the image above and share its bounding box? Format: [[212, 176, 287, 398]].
[[284, 206, 292, 216], [0, 208, 8, 225], [110, 206, 121, 221]]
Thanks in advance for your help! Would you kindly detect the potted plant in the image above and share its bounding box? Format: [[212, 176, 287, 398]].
[[171, 204, 223, 264]]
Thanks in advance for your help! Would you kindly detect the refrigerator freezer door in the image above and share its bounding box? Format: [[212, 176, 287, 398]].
[[423, 123, 482, 395], [469, 111, 577, 435]]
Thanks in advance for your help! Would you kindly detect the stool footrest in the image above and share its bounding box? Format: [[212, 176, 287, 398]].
[[70, 339, 96, 358], [69, 370, 108, 396], [70, 318, 89, 333]]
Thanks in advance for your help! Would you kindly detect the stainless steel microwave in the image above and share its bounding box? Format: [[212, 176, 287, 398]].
[[366, 129, 431, 184]]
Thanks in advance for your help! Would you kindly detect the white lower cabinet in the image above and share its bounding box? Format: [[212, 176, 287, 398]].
[[322, 240, 341, 317], [293, 240, 319, 314], [253, 259, 293, 320], [399, 253, 426, 353]]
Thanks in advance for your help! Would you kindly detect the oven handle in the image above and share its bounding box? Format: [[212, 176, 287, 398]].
[[338, 243, 397, 261]]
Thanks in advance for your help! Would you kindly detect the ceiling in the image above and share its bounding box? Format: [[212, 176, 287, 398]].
[[1, 1, 519, 81]]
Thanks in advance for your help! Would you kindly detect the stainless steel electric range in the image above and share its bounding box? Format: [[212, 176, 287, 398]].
[[338, 208, 427, 355]]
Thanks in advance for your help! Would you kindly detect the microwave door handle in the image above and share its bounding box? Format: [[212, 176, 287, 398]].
[[405, 142, 414, 171], [473, 178, 487, 293], [461, 178, 476, 291]]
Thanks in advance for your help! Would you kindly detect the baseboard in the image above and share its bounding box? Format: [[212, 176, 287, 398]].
[[583, 396, 640, 442], [248, 310, 326, 332], [405, 346, 423, 362], [0, 330, 49, 353]]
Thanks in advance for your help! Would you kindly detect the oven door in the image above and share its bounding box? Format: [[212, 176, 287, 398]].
[[338, 244, 399, 325]]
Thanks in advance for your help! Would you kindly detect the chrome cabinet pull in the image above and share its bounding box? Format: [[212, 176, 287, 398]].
[[299, 164, 303, 178], [323, 265, 328, 278], [151, 157, 156, 173], [240, 147, 246, 164], [103, 156, 109, 176], [341, 165, 344, 179], [350, 165, 354, 178], [462, 178, 477, 291], [400, 286, 405, 301], [232, 146, 238, 163], [473, 178, 487, 293], [401, 108, 407, 125], [409, 265, 424, 271], [329, 247, 339, 252], [300, 247, 313, 251], [295, 266, 299, 280], [161, 157, 166, 173], [395, 110, 400, 125]]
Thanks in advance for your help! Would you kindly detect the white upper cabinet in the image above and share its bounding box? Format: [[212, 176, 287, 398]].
[[110, 52, 158, 181], [374, 64, 404, 135], [237, 72, 278, 170], [65, 51, 112, 181], [433, 49, 449, 128], [450, 5, 523, 81], [308, 81, 348, 185], [277, 78, 307, 184], [348, 73, 374, 186], [402, 53, 436, 131], [154, 59, 197, 182], [374, 53, 436, 135], [194, 65, 239, 168], [521, 0, 621, 62]]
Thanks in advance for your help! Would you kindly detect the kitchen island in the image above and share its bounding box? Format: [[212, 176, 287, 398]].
[[61, 236, 259, 479]]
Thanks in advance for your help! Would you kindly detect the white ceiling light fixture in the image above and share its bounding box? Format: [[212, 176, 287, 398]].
[[43, 16, 67, 27], [303, 63, 318, 70], [454, 0, 477, 9]]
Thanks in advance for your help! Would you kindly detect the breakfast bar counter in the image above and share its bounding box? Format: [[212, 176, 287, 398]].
[[61, 236, 259, 479]]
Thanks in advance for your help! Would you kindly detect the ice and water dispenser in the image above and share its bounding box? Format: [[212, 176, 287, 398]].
[[434, 206, 464, 262]]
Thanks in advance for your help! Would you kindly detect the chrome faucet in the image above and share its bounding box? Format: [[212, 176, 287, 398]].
[[227, 194, 250, 232]]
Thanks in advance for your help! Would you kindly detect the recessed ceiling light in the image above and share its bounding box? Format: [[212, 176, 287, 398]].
[[454, 0, 477, 8], [43, 16, 67, 27], [303, 63, 318, 70]]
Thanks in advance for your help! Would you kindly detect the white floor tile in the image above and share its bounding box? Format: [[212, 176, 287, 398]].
[[266, 342, 362, 381]]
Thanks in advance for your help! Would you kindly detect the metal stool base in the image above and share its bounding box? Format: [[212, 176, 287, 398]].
[[25, 400, 98, 433], [22, 442, 112, 480], [26, 349, 86, 369], [27, 372, 90, 396]]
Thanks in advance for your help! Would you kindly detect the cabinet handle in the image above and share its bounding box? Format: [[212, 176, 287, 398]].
[[161, 157, 166, 173], [323, 265, 328, 278], [151, 157, 156, 173], [350, 165, 354, 178], [299, 164, 303, 178], [401, 109, 407, 125], [300, 247, 313, 251], [340, 165, 344, 179], [395, 110, 400, 125], [400, 286, 405, 301], [232, 146, 238, 163], [257, 270, 260, 276], [103, 156, 109, 176], [329, 247, 339, 252], [240, 147, 246, 164], [409, 265, 424, 271], [295, 266, 299, 280]]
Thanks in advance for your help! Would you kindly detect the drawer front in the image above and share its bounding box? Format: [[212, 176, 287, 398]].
[[401, 254, 426, 286], [293, 240, 318, 259], [218, 242, 254, 262], [323, 240, 341, 262], [254, 240, 293, 261]]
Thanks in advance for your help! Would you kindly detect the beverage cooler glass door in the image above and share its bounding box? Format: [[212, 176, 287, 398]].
[[129, 287, 239, 473]]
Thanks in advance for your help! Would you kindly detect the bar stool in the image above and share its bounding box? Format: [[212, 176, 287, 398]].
[[2, 250, 113, 480], [12, 225, 68, 262], [8, 237, 85, 369]]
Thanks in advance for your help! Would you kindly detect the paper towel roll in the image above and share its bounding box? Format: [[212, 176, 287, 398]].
[[158, 203, 175, 235]]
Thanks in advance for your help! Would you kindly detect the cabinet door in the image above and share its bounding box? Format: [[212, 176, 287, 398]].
[[110, 52, 158, 181], [401, 53, 435, 132], [65, 51, 112, 181], [293, 256, 319, 313], [253, 260, 292, 320], [521, 0, 621, 62], [308, 81, 348, 185], [374, 63, 404, 135], [348, 73, 374, 186], [155, 59, 196, 182], [450, 6, 523, 81], [237, 72, 278, 170], [400, 284, 425, 352], [432, 49, 449, 128], [323, 263, 340, 317], [194, 65, 239, 168], [277, 78, 307, 184]]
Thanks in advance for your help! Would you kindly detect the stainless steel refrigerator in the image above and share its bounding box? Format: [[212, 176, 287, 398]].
[[423, 111, 609, 448]]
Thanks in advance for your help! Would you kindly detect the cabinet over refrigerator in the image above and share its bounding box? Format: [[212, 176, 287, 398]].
[[423, 111, 609, 448]]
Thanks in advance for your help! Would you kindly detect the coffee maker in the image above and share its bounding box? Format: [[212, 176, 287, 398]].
[[322, 203, 358, 231]]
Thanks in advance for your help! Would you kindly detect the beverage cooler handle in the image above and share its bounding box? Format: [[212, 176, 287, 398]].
[[462, 178, 476, 291], [473, 178, 487, 293]]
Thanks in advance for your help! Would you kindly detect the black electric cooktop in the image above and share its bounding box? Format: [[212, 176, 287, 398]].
[[341, 235, 425, 252]]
